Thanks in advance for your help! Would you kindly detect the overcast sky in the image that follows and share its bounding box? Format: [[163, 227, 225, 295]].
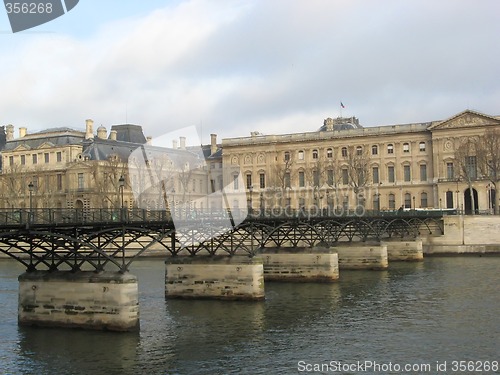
[[1, 0, 499, 144]]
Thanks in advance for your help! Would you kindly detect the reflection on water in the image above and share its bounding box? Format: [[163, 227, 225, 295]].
[[0, 257, 499, 374]]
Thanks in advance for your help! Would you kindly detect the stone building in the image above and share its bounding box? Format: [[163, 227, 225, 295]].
[[221, 110, 500, 214], [0, 120, 222, 212]]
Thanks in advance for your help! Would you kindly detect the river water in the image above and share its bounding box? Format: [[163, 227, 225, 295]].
[[0, 256, 499, 375]]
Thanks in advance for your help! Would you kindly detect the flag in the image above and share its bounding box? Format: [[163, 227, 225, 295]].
[[340, 102, 345, 108]]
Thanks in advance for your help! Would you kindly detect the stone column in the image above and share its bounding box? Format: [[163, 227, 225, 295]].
[[259, 247, 339, 282], [18, 271, 139, 331], [334, 244, 388, 270], [165, 255, 264, 300]]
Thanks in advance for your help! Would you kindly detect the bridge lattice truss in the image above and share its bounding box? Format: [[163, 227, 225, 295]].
[[0, 211, 443, 273]]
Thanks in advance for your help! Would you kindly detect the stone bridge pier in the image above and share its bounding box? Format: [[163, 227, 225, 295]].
[[18, 271, 140, 332]]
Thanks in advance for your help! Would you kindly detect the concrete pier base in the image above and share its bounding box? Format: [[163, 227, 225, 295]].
[[165, 256, 265, 300], [18, 271, 139, 331], [259, 247, 339, 282], [382, 239, 424, 261], [335, 244, 388, 270]]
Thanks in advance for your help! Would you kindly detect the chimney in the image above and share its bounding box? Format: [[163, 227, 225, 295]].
[[172, 139, 178, 149], [210, 134, 217, 155], [6, 124, 14, 141], [85, 119, 94, 139], [179, 136, 186, 150], [146, 136, 152, 145], [109, 130, 117, 141], [97, 126, 107, 139], [19, 127, 27, 138]]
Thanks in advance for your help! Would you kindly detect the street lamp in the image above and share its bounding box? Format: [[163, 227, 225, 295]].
[[248, 185, 253, 215], [28, 181, 34, 224], [412, 196, 416, 210], [118, 175, 125, 220], [260, 191, 264, 216]]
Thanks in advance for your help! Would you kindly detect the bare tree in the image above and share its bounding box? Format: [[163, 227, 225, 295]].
[[476, 128, 500, 214], [343, 145, 371, 207], [453, 137, 478, 214]]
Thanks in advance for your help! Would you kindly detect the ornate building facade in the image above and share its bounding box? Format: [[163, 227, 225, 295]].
[[221, 110, 500, 214]]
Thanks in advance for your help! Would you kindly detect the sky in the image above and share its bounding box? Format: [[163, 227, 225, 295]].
[[1, 0, 499, 145]]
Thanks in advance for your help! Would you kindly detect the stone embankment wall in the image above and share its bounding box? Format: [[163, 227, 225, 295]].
[[423, 215, 500, 254]]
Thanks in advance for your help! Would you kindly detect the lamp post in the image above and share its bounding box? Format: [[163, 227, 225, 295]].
[[260, 192, 264, 217], [248, 185, 253, 215], [326, 189, 330, 216], [486, 184, 491, 214], [28, 181, 34, 224], [118, 175, 125, 221], [412, 196, 416, 210]]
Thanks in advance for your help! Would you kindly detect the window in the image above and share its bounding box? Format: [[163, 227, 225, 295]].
[[299, 171, 305, 187], [259, 173, 265, 189], [21, 155, 25, 165], [44, 153, 49, 163], [373, 194, 380, 211], [313, 170, 320, 186], [419, 142, 426, 152], [342, 168, 349, 185], [233, 174, 239, 190], [298, 151, 304, 160], [32, 154, 37, 164], [9, 156, 14, 166], [403, 143, 410, 153], [372, 167, 379, 184], [77, 173, 84, 190], [372, 145, 378, 155], [327, 169, 334, 185], [284, 172, 291, 188], [405, 193, 411, 208], [389, 193, 396, 210], [246, 174, 252, 189], [57, 174, 63, 191], [404, 165, 411, 182], [387, 144, 394, 154], [388, 165, 395, 183], [57, 152, 62, 162], [284, 151, 290, 162], [341, 147, 347, 157], [421, 192, 428, 208], [210, 179, 216, 193], [465, 156, 477, 179], [356, 146, 363, 155], [446, 162, 454, 179], [312, 149, 318, 159], [420, 164, 427, 181], [327, 148, 333, 158], [446, 190, 454, 208]]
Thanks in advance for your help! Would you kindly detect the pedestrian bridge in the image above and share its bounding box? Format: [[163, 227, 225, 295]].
[[0, 208, 445, 273]]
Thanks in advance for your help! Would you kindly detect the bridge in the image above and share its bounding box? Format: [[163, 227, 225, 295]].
[[1, 207, 445, 331], [0, 208, 445, 272]]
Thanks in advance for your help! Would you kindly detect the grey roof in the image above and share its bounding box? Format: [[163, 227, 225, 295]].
[[82, 139, 144, 161], [110, 124, 147, 144], [3, 133, 85, 151]]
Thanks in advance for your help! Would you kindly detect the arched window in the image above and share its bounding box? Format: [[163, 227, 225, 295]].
[[404, 193, 411, 208], [372, 145, 378, 155], [421, 192, 428, 208], [341, 147, 347, 157], [403, 143, 410, 153], [356, 146, 363, 155], [298, 150, 304, 160], [312, 149, 318, 159], [419, 142, 426, 152], [387, 144, 394, 154], [284, 151, 290, 161], [388, 193, 395, 210], [327, 148, 333, 158]]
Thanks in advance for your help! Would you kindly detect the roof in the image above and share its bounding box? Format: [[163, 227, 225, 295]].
[[110, 124, 147, 144]]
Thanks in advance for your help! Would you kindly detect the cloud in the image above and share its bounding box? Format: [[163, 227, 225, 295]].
[[0, 0, 499, 141]]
